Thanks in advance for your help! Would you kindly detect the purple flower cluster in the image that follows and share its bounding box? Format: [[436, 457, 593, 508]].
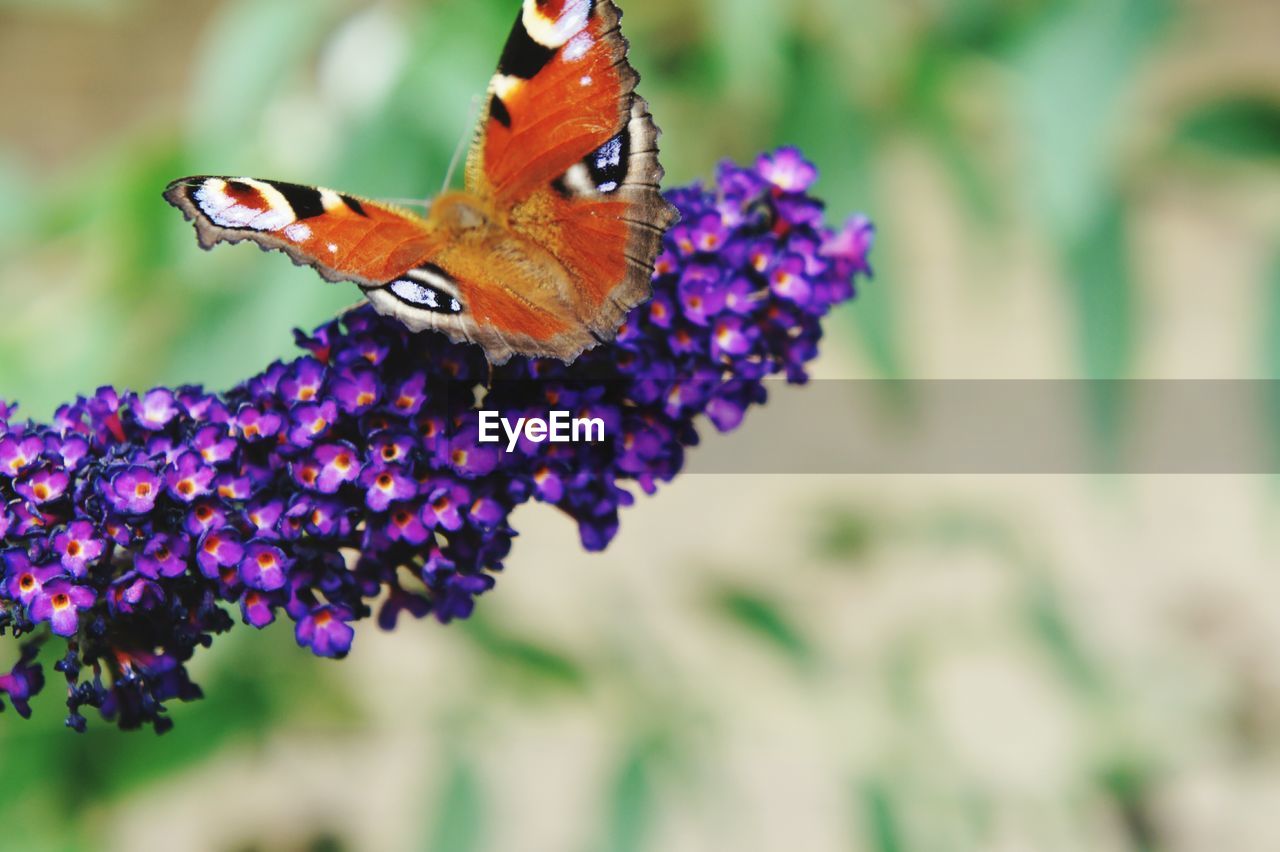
[[0, 149, 873, 732]]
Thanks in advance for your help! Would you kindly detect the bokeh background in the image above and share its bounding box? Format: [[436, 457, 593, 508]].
[[2, 0, 1280, 849]]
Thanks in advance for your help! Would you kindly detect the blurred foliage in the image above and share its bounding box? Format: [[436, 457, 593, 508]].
[[1, 0, 1279, 849], [0, 0, 1272, 416]]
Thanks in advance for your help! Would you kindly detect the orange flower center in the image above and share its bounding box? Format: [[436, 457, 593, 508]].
[[67, 541, 82, 557]]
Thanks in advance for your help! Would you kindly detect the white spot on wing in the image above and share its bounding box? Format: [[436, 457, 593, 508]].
[[522, 0, 591, 49], [320, 189, 343, 212], [580, 75, 592, 87], [491, 74, 522, 100], [194, 177, 296, 232], [406, 265, 461, 299], [284, 223, 312, 242], [390, 279, 440, 309], [564, 32, 593, 62], [327, 243, 339, 254], [560, 163, 597, 197]]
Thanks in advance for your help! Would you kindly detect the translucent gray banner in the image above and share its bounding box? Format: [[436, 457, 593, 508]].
[[684, 381, 1280, 474]]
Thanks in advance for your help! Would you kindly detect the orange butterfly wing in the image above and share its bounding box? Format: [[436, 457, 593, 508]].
[[468, 0, 677, 340]]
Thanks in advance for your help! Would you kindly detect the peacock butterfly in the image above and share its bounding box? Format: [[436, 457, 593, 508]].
[[164, 0, 677, 365]]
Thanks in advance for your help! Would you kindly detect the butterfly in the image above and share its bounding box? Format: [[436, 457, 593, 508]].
[[164, 0, 677, 365]]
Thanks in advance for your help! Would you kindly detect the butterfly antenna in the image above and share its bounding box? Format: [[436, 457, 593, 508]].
[[441, 93, 484, 195]]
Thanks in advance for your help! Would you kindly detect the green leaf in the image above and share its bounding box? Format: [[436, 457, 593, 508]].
[[427, 757, 485, 852], [603, 738, 661, 852], [860, 779, 906, 852], [1174, 96, 1280, 161], [813, 508, 876, 563], [712, 587, 814, 667], [460, 618, 588, 692], [186, 0, 340, 161], [1023, 577, 1103, 697], [1062, 193, 1134, 453], [1261, 244, 1280, 470]]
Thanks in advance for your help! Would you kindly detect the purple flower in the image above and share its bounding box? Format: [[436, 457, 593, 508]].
[[280, 358, 326, 403], [0, 645, 44, 718], [312, 443, 364, 493], [133, 388, 179, 431], [0, 434, 42, 478], [15, 467, 70, 504], [295, 605, 355, 658], [135, 533, 190, 579], [332, 367, 382, 414], [361, 467, 417, 512], [196, 528, 244, 578], [757, 146, 818, 193], [240, 591, 276, 628], [52, 521, 106, 577], [388, 374, 428, 416], [29, 581, 95, 636], [234, 405, 283, 443], [0, 149, 871, 732], [768, 254, 812, 305], [288, 400, 339, 447], [192, 424, 236, 465], [105, 466, 161, 514], [3, 555, 63, 606], [385, 504, 431, 545], [165, 451, 215, 503], [239, 543, 290, 591]]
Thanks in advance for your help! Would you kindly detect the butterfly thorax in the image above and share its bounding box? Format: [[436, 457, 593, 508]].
[[427, 192, 492, 233]]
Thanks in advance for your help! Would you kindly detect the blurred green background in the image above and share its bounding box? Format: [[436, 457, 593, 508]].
[[2, 0, 1280, 849]]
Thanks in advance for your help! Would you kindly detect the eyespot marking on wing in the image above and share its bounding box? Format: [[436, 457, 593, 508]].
[[190, 178, 331, 232], [550, 129, 630, 198], [384, 265, 464, 314]]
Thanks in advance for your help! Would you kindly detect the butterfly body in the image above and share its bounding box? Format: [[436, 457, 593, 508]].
[[165, 0, 676, 365]]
